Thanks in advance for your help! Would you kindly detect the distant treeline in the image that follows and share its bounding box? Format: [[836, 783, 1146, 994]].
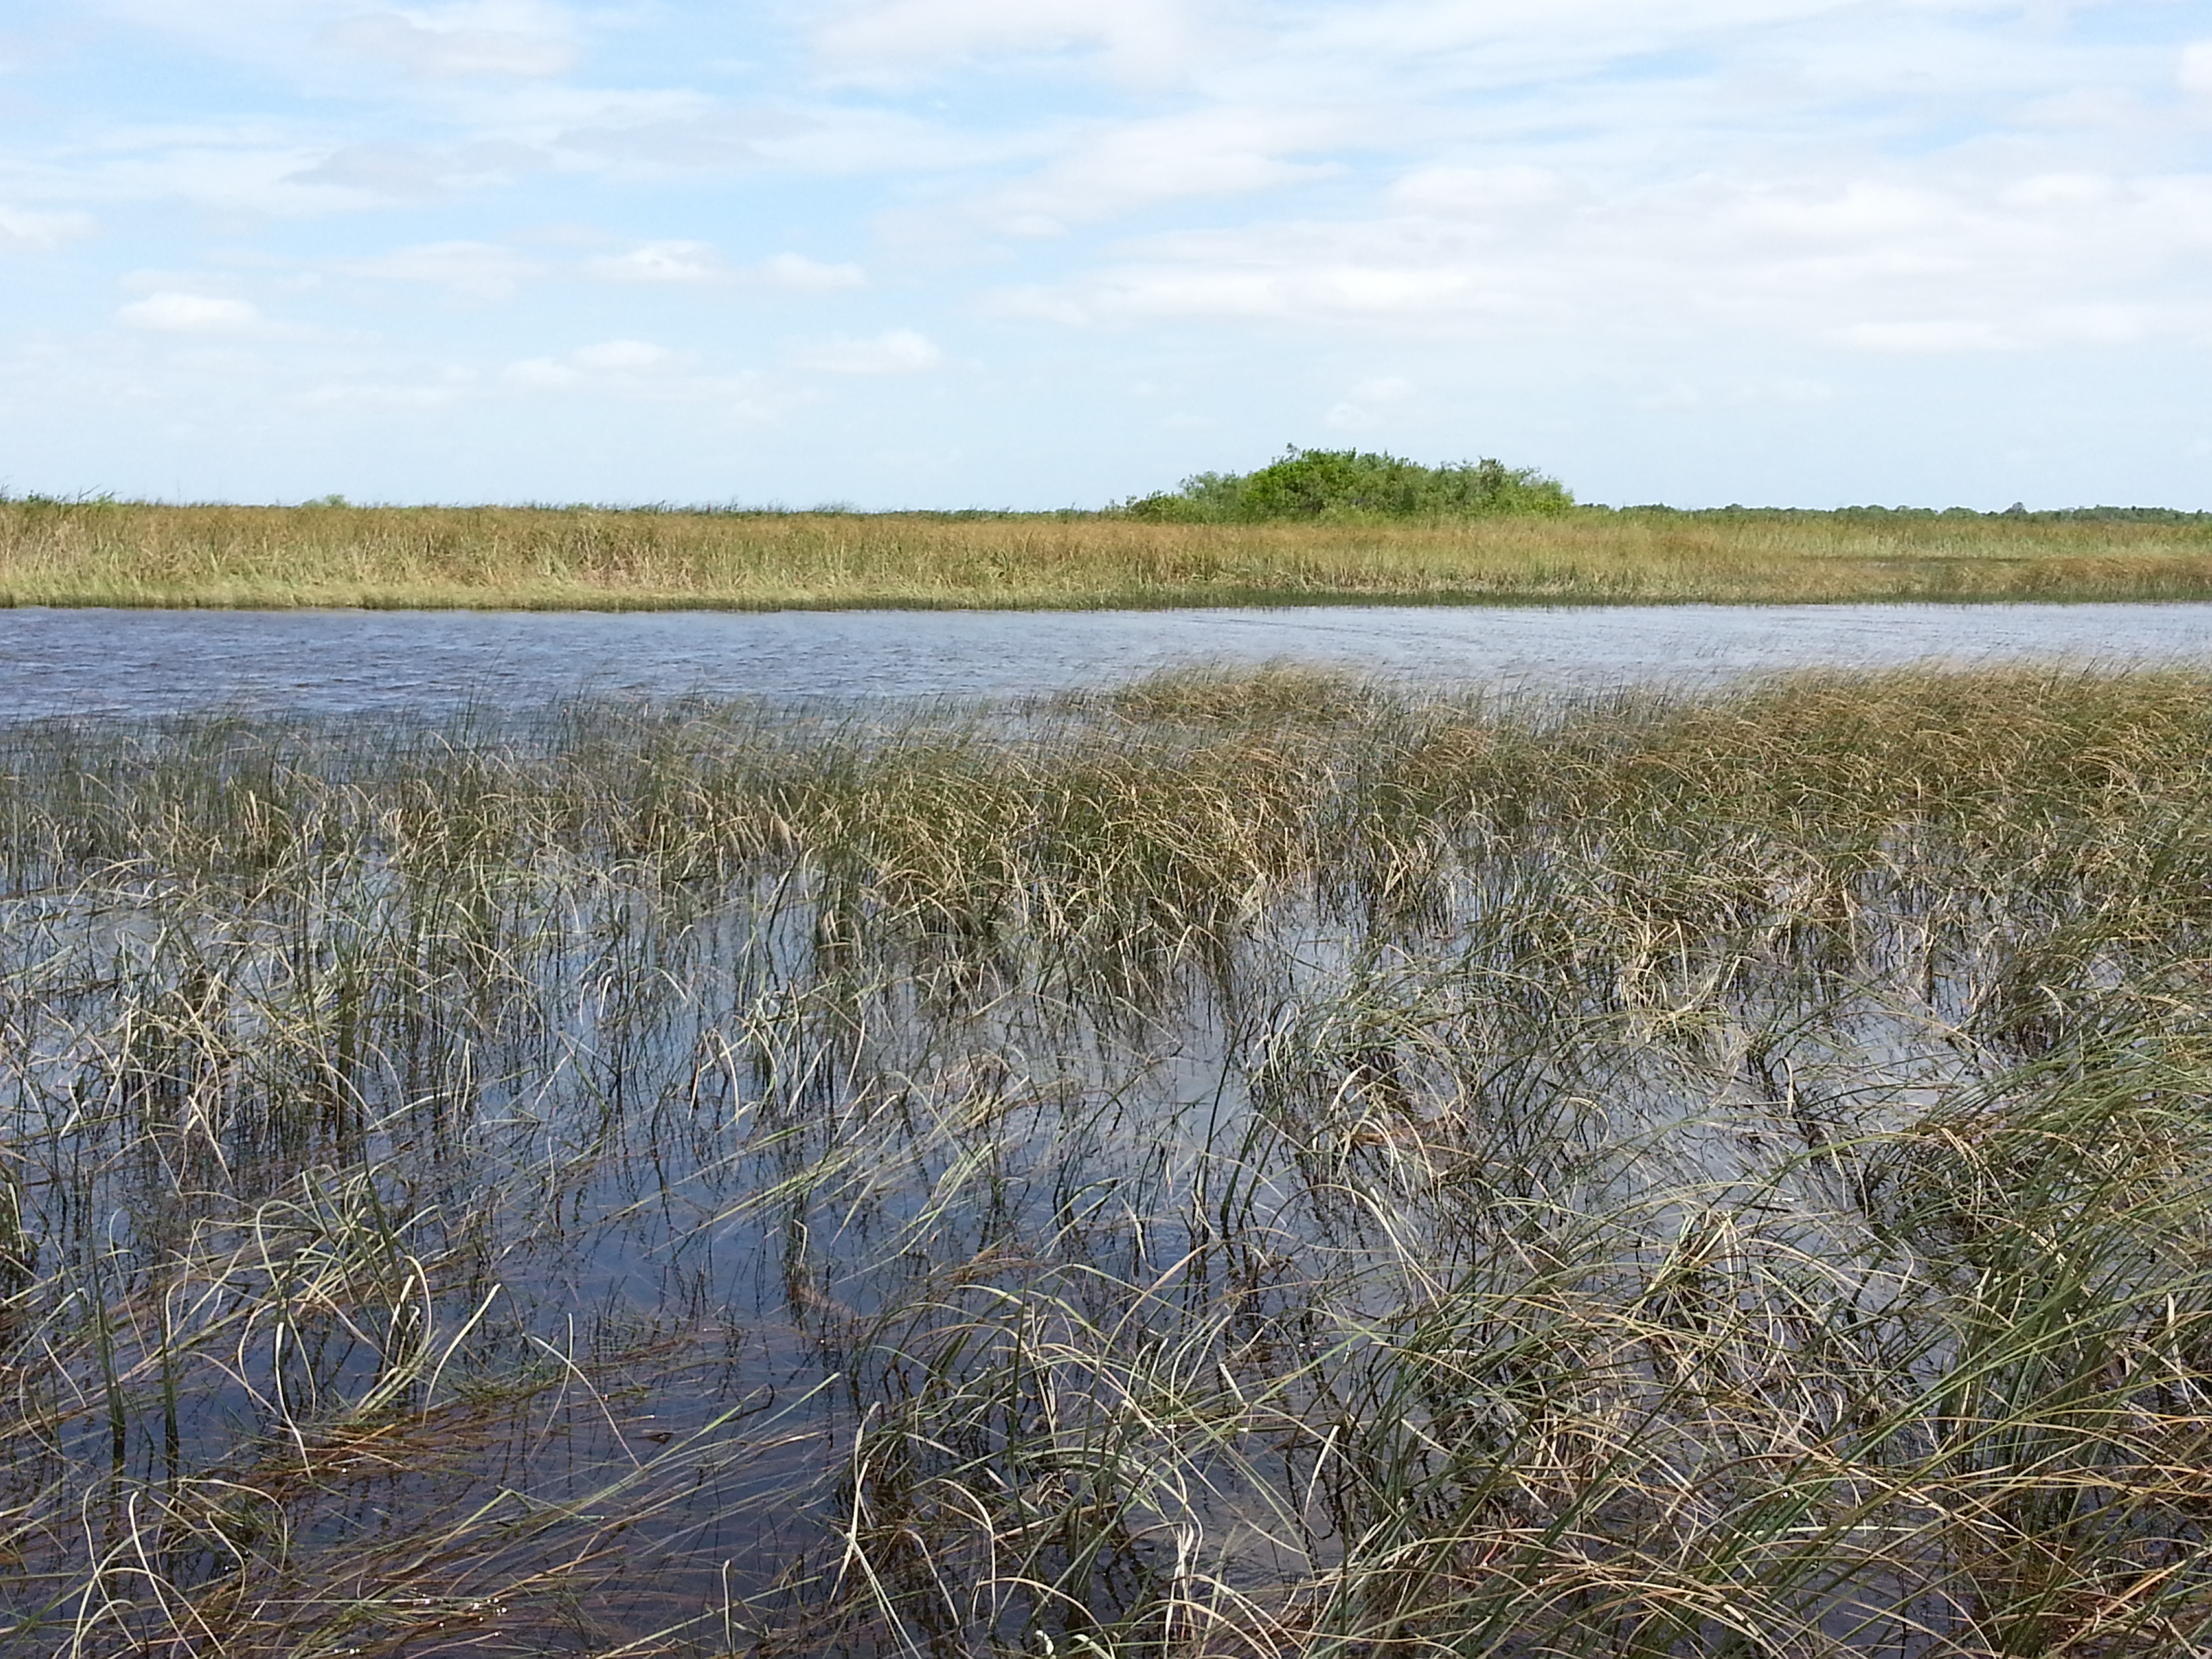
[[1119, 448, 1576, 523]]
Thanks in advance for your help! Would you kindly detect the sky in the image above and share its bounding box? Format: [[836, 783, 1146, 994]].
[[0, 3, 2209, 510]]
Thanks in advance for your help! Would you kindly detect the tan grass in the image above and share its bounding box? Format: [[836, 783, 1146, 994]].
[[3, 500, 2211, 609]]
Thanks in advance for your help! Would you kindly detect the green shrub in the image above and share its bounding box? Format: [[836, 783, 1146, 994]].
[[1122, 446, 1574, 522]]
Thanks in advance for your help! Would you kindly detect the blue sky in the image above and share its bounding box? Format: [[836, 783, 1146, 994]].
[[1, 1, 2208, 509]]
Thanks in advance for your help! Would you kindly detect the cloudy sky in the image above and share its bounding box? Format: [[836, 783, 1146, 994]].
[[1, 2, 2208, 509]]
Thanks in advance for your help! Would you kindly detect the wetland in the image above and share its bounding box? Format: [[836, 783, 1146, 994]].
[[3, 659, 2212, 1656], [5, 497, 2212, 613]]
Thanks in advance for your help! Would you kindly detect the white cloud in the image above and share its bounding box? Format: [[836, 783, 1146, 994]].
[[1839, 319, 2016, 354], [815, 0, 1202, 83], [756, 252, 867, 291], [333, 240, 544, 297], [792, 329, 945, 373], [2002, 173, 2118, 210], [985, 106, 1347, 230], [1734, 183, 1950, 241], [581, 244, 867, 290], [1000, 253, 1487, 326], [118, 292, 266, 334], [1001, 152, 2212, 361], [738, 106, 1031, 176], [21, 1, 2212, 507], [2182, 41, 2212, 95], [492, 339, 785, 421], [325, 3, 579, 79], [287, 142, 546, 199], [504, 356, 581, 389], [572, 338, 674, 371], [1389, 167, 1568, 213], [503, 338, 682, 388], [1278, 0, 1876, 81], [0, 205, 96, 251], [587, 240, 718, 282]]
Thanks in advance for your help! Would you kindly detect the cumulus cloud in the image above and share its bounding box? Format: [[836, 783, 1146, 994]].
[[791, 329, 945, 373], [118, 292, 266, 334], [325, 3, 579, 79]]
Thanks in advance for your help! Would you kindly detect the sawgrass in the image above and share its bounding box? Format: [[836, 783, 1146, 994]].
[[3, 666, 2212, 1655], [4, 498, 2212, 609]]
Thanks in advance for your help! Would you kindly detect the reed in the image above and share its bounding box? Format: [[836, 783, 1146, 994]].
[[1, 666, 2211, 1655], [3, 499, 2212, 609]]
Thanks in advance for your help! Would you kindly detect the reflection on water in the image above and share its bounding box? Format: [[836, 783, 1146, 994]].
[[1, 600, 2209, 716]]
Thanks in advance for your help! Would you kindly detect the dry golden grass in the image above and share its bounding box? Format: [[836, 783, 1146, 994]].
[[3, 499, 2211, 609]]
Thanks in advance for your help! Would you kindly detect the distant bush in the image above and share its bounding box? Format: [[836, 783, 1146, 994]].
[[1121, 447, 1574, 523]]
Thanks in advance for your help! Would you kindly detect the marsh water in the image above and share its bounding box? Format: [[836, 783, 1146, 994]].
[[1, 600, 2210, 715], [7, 632, 2212, 1655]]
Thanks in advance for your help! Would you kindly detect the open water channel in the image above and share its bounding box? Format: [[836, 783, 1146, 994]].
[[1, 599, 2209, 716]]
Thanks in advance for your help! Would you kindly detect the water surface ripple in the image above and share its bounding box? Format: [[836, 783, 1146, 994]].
[[3, 600, 2211, 717]]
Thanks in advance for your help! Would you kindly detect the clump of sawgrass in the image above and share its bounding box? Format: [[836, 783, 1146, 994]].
[[4, 497, 2212, 609], [3, 666, 2212, 1655], [1063, 659, 1384, 726]]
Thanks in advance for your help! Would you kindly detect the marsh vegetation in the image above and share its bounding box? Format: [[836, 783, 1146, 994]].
[[3, 663, 2212, 1656], [3, 495, 2212, 610]]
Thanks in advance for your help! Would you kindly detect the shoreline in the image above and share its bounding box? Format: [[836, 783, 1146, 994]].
[[12, 588, 2212, 615]]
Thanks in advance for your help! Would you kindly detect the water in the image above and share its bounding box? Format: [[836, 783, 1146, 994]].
[[3, 600, 2211, 717]]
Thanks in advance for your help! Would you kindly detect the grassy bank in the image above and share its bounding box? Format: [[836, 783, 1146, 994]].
[[4, 665, 2212, 1655], [5, 497, 2212, 609]]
